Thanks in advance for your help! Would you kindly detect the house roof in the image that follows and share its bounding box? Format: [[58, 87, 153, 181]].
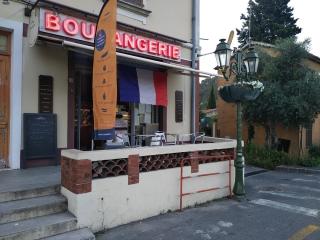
[[242, 41, 320, 65]]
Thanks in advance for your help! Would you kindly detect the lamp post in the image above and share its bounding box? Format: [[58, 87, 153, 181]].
[[214, 39, 259, 197]]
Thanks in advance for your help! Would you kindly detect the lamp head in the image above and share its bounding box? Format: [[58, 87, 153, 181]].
[[243, 47, 259, 74], [214, 39, 232, 69]]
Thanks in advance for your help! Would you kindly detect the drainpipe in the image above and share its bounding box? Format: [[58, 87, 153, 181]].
[[191, 0, 199, 135]]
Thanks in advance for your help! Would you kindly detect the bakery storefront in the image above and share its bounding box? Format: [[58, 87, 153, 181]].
[[21, 7, 202, 167]]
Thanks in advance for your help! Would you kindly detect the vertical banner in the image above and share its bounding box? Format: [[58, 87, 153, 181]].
[[92, 0, 117, 140]]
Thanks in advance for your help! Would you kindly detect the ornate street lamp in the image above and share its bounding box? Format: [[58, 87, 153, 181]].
[[214, 39, 232, 71], [243, 48, 259, 74], [215, 42, 259, 198]]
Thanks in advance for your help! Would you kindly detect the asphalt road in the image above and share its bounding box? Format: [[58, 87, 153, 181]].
[[96, 170, 320, 240]]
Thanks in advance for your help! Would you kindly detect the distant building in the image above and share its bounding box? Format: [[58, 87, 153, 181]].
[[216, 42, 320, 156]]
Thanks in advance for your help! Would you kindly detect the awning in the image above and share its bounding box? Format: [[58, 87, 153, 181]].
[[62, 40, 218, 79]]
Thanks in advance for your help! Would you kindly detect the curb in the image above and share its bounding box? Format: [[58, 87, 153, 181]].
[[245, 169, 268, 177], [276, 165, 320, 175]]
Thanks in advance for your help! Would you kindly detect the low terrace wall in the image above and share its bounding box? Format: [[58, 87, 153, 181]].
[[61, 138, 236, 232]]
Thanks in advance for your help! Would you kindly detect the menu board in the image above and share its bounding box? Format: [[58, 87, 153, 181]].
[[23, 113, 57, 159]]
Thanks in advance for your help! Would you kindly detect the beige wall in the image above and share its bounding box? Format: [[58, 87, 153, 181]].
[[0, 1, 25, 22], [22, 42, 68, 148], [47, 0, 192, 42], [312, 115, 320, 146], [166, 70, 191, 135]]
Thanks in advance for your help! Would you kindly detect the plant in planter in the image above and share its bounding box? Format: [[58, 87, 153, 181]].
[[218, 80, 264, 103]]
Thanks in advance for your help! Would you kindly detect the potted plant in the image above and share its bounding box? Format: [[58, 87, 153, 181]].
[[218, 80, 264, 103]]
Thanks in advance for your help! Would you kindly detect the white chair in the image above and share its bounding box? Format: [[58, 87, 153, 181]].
[[194, 132, 205, 144], [150, 131, 177, 146], [115, 133, 131, 147], [150, 131, 166, 146], [178, 132, 205, 144]]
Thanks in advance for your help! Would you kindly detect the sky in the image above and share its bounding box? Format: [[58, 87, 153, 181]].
[[200, 0, 320, 74]]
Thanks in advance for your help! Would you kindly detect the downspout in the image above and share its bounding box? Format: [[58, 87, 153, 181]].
[[191, 0, 199, 135]]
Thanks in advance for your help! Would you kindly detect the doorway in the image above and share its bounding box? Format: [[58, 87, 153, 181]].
[[0, 31, 11, 169]]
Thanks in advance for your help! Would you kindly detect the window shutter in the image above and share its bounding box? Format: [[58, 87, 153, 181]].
[[175, 91, 183, 122], [39, 75, 53, 113]]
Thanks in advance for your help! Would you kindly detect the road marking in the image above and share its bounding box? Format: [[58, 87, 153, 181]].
[[289, 225, 319, 240], [293, 178, 320, 184], [280, 183, 320, 193], [250, 199, 319, 218], [259, 190, 320, 201]]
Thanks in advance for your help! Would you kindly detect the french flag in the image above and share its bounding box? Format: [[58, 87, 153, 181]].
[[119, 64, 168, 106]]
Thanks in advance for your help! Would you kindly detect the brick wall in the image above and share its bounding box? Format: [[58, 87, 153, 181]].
[[61, 157, 92, 194]]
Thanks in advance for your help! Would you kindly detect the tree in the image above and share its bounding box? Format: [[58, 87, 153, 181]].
[[207, 85, 216, 109], [200, 77, 216, 110], [243, 38, 320, 149], [237, 0, 301, 45]]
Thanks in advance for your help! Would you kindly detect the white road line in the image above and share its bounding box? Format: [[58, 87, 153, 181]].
[[292, 178, 320, 184], [250, 199, 319, 218], [280, 183, 320, 193], [259, 190, 320, 201]]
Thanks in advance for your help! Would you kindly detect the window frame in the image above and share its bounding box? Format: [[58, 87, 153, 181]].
[[0, 30, 11, 56]]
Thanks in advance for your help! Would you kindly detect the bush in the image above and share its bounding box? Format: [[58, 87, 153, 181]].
[[308, 145, 320, 159], [297, 157, 320, 167], [243, 143, 320, 169]]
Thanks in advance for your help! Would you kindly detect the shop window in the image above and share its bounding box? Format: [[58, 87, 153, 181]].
[[175, 91, 183, 123], [39, 75, 53, 113]]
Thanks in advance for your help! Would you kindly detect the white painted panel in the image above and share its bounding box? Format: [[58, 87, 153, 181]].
[[61, 160, 235, 232]]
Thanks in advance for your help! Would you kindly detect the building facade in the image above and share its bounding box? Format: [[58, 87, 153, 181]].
[[0, 0, 201, 169]]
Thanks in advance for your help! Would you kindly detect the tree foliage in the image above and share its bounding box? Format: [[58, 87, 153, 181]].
[[200, 78, 216, 110], [207, 85, 216, 109], [243, 39, 320, 149], [237, 0, 301, 45]]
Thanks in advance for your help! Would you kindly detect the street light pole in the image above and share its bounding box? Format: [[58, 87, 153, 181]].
[[233, 50, 246, 196], [214, 40, 259, 198]]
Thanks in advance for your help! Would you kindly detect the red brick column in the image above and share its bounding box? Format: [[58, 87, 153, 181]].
[[190, 151, 199, 173], [128, 154, 140, 185], [61, 157, 92, 194]]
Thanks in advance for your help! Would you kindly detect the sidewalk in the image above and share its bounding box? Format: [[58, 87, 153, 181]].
[[276, 165, 320, 175], [0, 166, 60, 193]]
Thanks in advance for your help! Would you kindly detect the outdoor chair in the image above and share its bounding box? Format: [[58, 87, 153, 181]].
[[194, 132, 205, 144], [150, 131, 177, 146], [115, 133, 131, 147], [178, 132, 205, 144]]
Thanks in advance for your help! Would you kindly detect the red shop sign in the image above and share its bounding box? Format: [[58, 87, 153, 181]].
[[39, 9, 181, 61]]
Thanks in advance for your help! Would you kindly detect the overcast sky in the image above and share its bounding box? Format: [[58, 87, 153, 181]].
[[200, 0, 320, 74]]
